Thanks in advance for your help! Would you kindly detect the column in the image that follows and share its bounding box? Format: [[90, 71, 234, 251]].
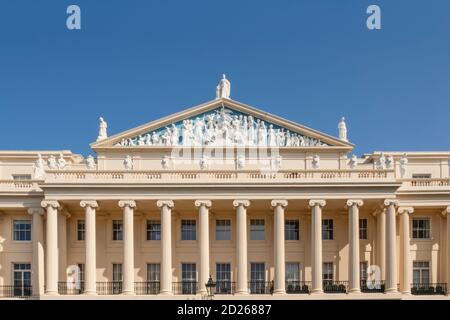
[[119, 200, 136, 295], [375, 209, 386, 281], [80, 200, 98, 295], [309, 199, 326, 294], [195, 200, 212, 294], [384, 199, 399, 293], [233, 200, 250, 295], [271, 200, 288, 295], [41, 200, 60, 295], [58, 209, 70, 283], [443, 207, 450, 295], [28, 207, 45, 296], [347, 200, 363, 293], [398, 207, 413, 295], [157, 200, 174, 295]]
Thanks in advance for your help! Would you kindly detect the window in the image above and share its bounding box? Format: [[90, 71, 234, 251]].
[[181, 220, 196, 240], [250, 219, 265, 240], [13, 220, 31, 241], [285, 262, 300, 283], [181, 263, 197, 294], [323, 262, 333, 285], [412, 218, 431, 239], [112, 220, 123, 241], [285, 220, 299, 240], [412, 173, 432, 179], [359, 219, 368, 240], [250, 262, 266, 294], [112, 263, 122, 294], [216, 263, 231, 294], [322, 219, 333, 240], [413, 261, 430, 284], [360, 262, 368, 282], [147, 263, 160, 282], [146, 220, 161, 241], [216, 220, 231, 240], [12, 263, 32, 297], [12, 174, 31, 181], [77, 220, 85, 241]]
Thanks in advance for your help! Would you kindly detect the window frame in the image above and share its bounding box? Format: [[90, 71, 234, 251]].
[[181, 219, 197, 241], [250, 219, 265, 241], [112, 220, 123, 241], [215, 219, 231, 241], [412, 218, 431, 240], [146, 220, 161, 241], [12, 219, 32, 242], [285, 219, 300, 241], [77, 219, 85, 241], [359, 218, 368, 240], [322, 219, 334, 240]]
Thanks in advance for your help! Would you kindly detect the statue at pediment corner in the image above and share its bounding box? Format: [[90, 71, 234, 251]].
[[386, 155, 394, 169], [312, 154, 320, 169], [161, 155, 171, 170], [57, 153, 67, 170], [86, 155, 96, 170], [200, 155, 209, 170], [399, 153, 408, 177], [124, 155, 133, 170], [236, 155, 246, 170], [376, 152, 386, 170], [97, 117, 108, 141], [32, 153, 46, 180], [47, 155, 57, 170], [349, 154, 358, 169]]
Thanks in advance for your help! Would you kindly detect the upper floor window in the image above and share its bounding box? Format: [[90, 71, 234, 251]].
[[13, 220, 31, 241], [285, 220, 299, 240], [181, 219, 196, 241], [359, 219, 368, 240], [322, 219, 333, 240], [250, 219, 265, 240], [112, 220, 123, 241], [412, 173, 432, 179], [216, 219, 231, 241], [12, 174, 32, 181], [412, 218, 431, 239], [146, 220, 161, 241], [77, 220, 85, 241]]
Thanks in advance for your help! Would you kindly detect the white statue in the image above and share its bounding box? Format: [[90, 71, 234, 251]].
[[215, 74, 231, 99], [349, 154, 358, 169], [32, 154, 46, 180], [271, 155, 282, 170], [338, 117, 347, 142], [47, 155, 57, 169], [200, 155, 209, 170], [144, 133, 152, 145], [312, 154, 320, 169], [97, 117, 108, 141], [193, 118, 204, 145], [86, 155, 96, 170], [137, 135, 145, 146], [170, 124, 179, 146], [151, 132, 159, 145], [247, 116, 256, 145], [268, 125, 277, 147], [386, 155, 394, 169], [124, 155, 133, 170], [377, 152, 386, 170], [57, 153, 67, 170], [236, 155, 246, 169], [161, 155, 171, 169], [400, 153, 408, 178]]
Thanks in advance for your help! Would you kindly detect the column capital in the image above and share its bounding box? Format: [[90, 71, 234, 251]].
[[41, 200, 60, 209], [441, 206, 450, 217], [195, 200, 212, 208], [383, 199, 399, 208], [346, 199, 364, 208], [271, 200, 288, 209], [308, 199, 326, 208], [398, 207, 414, 215], [118, 200, 136, 209], [157, 200, 174, 209], [233, 200, 250, 208], [80, 200, 98, 209], [372, 208, 385, 217], [28, 207, 44, 216]]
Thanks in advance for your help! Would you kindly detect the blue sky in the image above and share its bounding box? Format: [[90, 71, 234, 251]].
[[0, 0, 449, 156]]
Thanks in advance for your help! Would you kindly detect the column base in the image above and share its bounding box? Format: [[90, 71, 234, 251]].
[[401, 291, 411, 295], [122, 291, 135, 296], [44, 291, 59, 296], [310, 289, 323, 294], [159, 290, 174, 296], [235, 290, 249, 296], [385, 288, 398, 294], [83, 290, 98, 296], [272, 290, 286, 295], [348, 288, 361, 294]]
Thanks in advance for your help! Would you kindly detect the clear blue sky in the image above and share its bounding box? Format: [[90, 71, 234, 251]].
[[1, 0, 449, 156]]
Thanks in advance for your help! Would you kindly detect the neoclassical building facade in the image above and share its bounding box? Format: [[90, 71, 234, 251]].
[[1, 77, 450, 300]]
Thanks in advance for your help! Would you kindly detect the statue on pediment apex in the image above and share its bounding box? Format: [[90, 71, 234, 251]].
[[97, 117, 108, 141], [215, 74, 231, 99]]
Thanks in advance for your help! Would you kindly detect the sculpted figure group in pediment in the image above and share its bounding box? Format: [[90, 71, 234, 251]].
[[116, 107, 328, 148]]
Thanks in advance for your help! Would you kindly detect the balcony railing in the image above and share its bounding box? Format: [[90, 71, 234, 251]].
[[360, 280, 385, 293], [286, 281, 311, 294], [172, 281, 198, 295], [323, 281, 348, 293], [0, 180, 41, 192], [0, 285, 33, 297], [249, 281, 273, 294], [58, 282, 84, 295], [135, 281, 160, 295], [96, 281, 122, 295], [214, 281, 236, 294], [411, 283, 447, 295]]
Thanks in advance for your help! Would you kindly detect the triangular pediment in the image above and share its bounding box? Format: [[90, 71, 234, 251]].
[[91, 98, 354, 150]]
